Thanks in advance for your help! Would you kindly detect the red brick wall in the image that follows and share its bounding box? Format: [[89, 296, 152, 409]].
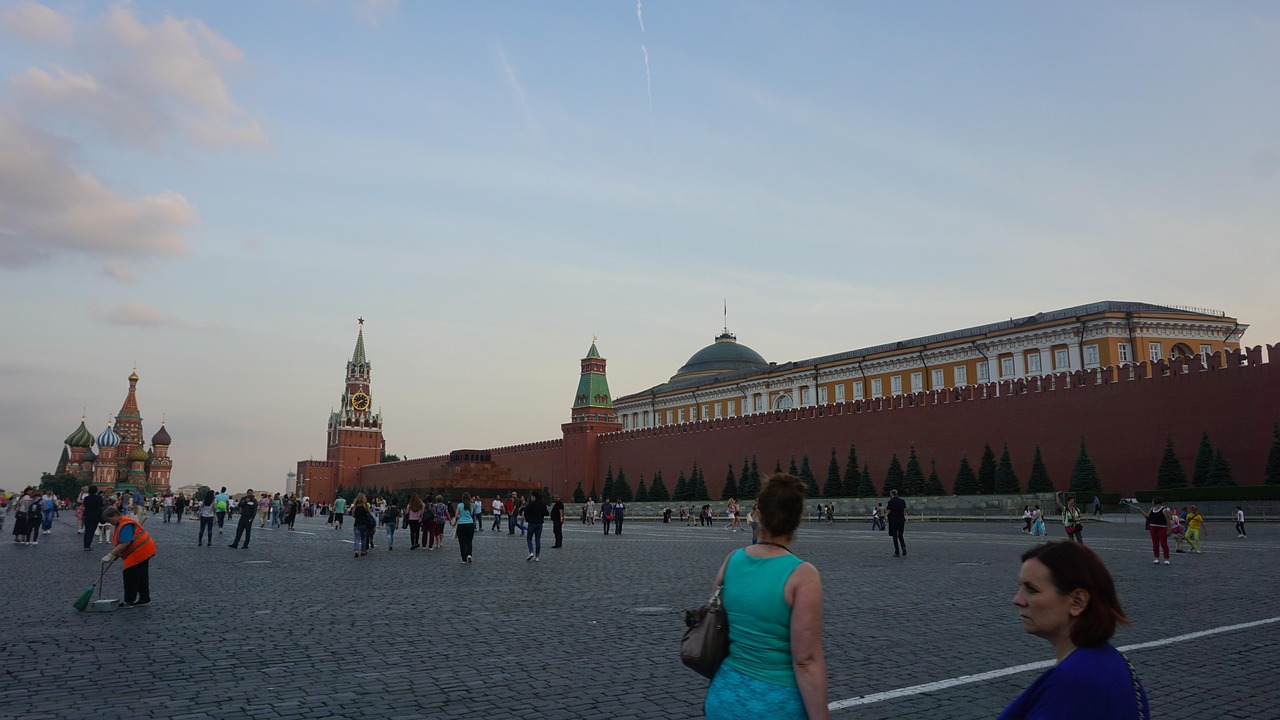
[[596, 346, 1280, 498]]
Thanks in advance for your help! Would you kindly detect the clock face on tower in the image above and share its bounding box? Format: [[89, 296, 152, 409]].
[[350, 392, 371, 411]]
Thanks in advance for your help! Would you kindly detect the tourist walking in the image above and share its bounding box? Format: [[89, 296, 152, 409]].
[[453, 492, 476, 563], [330, 494, 344, 530], [285, 495, 299, 530], [1000, 541, 1149, 719], [41, 490, 57, 533], [214, 487, 229, 534], [491, 496, 503, 531], [613, 499, 626, 535], [1031, 505, 1046, 536], [406, 494, 425, 549], [228, 490, 257, 549], [871, 503, 885, 531], [506, 492, 519, 534], [726, 499, 740, 532], [174, 493, 187, 523], [886, 489, 907, 557], [1183, 505, 1204, 554], [1061, 498, 1083, 543], [585, 496, 596, 526], [351, 494, 373, 557], [703, 473, 829, 720], [162, 492, 174, 523], [524, 490, 549, 561], [195, 490, 215, 546], [81, 486, 104, 551], [1021, 505, 1032, 534], [257, 493, 271, 527], [1146, 497, 1172, 565], [11, 488, 33, 545], [381, 501, 401, 550], [101, 505, 157, 607], [1169, 507, 1187, 553], [601, 498, 614, 535], [550, 494, 565, 548], [1235, 506, 1247, 538]]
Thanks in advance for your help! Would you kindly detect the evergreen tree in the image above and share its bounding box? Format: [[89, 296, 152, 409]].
[[788, 456, 799, 476], [857, 461, 877, 497], [774, 459, 783, 475], [635, 474, 648, 502], [690, 467, 709, 500], [799, 454, 819, 496], [1069, 438, 1103, 493], [614, 468, 633, 501], [572, 482, 586, 504], [588, 484, 598, 502], [750, 455, 761, 497], [648, 471, 671, 502], [1026, 445, 1055, 493], [1267, 423, 1280, 485], [903, 446, 926, 495], [673, 471, 688, 501], [738, 455, 755, 498], [884, 454, 905, 495], [1155, 437, 1188, 489], [1207, 448, 1236, 486], [843, 443, 860, 496], [925, 459, 945, 495], [953, 455, 979, 495], [823, 447, 844, 497], [993, 443, 1021, 494], [722, 465, 739, 500], [1192, 431, 1214, 487], [977, 444, 997, 494], [602, 464, 616, 500]]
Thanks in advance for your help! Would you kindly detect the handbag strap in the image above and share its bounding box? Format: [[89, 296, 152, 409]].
[[1122, 653, 1148, 720], [709, 580, 724, 610]]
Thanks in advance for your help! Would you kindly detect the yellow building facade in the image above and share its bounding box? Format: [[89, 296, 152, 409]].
[[613, 301, 1245, 429]]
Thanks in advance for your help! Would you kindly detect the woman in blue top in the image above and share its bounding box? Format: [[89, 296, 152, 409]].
[[452, 492, 475, 564], [1001, 542, 1150, 720], [705, 473, 828, 719]]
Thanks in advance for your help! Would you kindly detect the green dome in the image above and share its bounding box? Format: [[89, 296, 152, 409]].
[[672, 332, 768, 381], [65, 420, 95, 448]]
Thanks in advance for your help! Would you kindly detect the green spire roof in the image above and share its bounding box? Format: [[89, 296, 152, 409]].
[[573, 370, 613, 408], [585, 342, 602, 359], [352, 324, 367, 364]]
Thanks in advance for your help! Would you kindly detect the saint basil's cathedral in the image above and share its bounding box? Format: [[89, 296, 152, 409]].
[[56, 371, 174, 494]]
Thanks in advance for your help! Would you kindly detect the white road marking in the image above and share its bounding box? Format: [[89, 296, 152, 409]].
[[829, 615, 1280, 712]]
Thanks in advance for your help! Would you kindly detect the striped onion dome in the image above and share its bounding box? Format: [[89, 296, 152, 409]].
[[65, 420, 95, 448], [97, 424, 120, 448], [129, 447, 149, 462]]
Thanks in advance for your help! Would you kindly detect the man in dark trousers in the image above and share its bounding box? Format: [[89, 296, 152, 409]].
[[886, 489, 907, 557], [613, 500, 626, 535], [228, 489, 257, 549], [550, 494, 565, 548]]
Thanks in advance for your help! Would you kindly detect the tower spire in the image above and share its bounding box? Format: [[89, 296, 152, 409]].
[[352, 318, 367, 365]]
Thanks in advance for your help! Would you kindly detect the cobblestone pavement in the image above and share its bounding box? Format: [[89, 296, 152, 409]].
[[4, 512, 1276, 719]]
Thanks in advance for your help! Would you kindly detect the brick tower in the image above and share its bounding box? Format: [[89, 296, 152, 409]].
[[561, 339, 622, 497]]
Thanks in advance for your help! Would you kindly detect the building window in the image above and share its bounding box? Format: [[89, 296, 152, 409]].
[[871, 378, 882, 398], [954, 366, 968, 385], [977, 362, 989, 382], [1054, 348, 1069, 370], [1084, 344, 1100, 367], [622, 415, 630, 429], [665, 410, 672, 425], [835, 383, 845, 402], [727, 400, 735, 416], [701, 404, 709, 420], [1027, 353, 1042, 374], [853, 381, 864, 400], [910, 372, 923, 393], [932, 368, 945, 389], [799, 387, 811, 405], [775, 393, 793, 410], [1000, 357, 1015, 378], [890, 376, 902, 395], [1199, 344, 1212, 362], [678, 409, 685, 423], [1117, 343, 1130, 363], [642, 410, 650, 427], [714, 402, 722, 418], [753, 394, 763, 412], [1149, 342, 1162, 361], [818, 387, 828, 404]]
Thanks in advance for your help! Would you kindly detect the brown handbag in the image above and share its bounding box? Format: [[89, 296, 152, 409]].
[[681, 582, 729, 678]]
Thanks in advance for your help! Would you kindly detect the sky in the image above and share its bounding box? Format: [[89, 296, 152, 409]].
[[2, 1, 1278, 496]]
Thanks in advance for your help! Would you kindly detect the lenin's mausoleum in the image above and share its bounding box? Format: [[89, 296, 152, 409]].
[[295, 301, 1280, 503]]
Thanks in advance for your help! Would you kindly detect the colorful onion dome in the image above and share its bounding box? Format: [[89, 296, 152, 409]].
[[82, 448, 97, 463], [129, 447, 150, 462], [65, 419, 95, 448], [97, 424, 120, 448], [152, 424, 171, 446]]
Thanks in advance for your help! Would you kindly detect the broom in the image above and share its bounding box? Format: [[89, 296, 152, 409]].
[[74, 561, 109, 611]]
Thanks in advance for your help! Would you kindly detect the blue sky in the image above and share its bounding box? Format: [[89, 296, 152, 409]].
[[3, 1, 1277, 494]]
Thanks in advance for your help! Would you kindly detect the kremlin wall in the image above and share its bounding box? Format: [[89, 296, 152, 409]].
[[299, 302, 1280, 502]]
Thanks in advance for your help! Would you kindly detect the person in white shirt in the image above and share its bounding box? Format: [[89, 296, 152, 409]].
[[1236, 506, 1247, 538], [491, 497, 503, 531]]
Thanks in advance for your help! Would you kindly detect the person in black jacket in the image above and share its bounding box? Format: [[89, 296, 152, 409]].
[[228, 490, 257, 549], [523, 491, 549, 562], [550, 495, 565, 548], [81, 486, 104, 551]]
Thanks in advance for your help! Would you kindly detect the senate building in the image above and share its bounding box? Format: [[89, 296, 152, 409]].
[[296, 301, 1278, 502]]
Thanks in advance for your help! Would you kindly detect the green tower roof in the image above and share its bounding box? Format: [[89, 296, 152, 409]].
[[352, 325, 367, 365]]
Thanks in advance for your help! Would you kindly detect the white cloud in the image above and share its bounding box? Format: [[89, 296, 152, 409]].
[[12, 4, 267, 150], [0, 2, 75, 45], [91, 301, 189, 328], [0, 111, 195, 270]]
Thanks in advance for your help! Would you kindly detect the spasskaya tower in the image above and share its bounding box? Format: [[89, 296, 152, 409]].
[[296, 318, 385, 502]]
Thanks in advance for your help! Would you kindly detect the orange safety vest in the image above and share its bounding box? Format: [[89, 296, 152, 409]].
[[112, 516, 157, 569]]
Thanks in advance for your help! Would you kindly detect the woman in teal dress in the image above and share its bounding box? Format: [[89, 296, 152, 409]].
[[705, 473, 829, 719]]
